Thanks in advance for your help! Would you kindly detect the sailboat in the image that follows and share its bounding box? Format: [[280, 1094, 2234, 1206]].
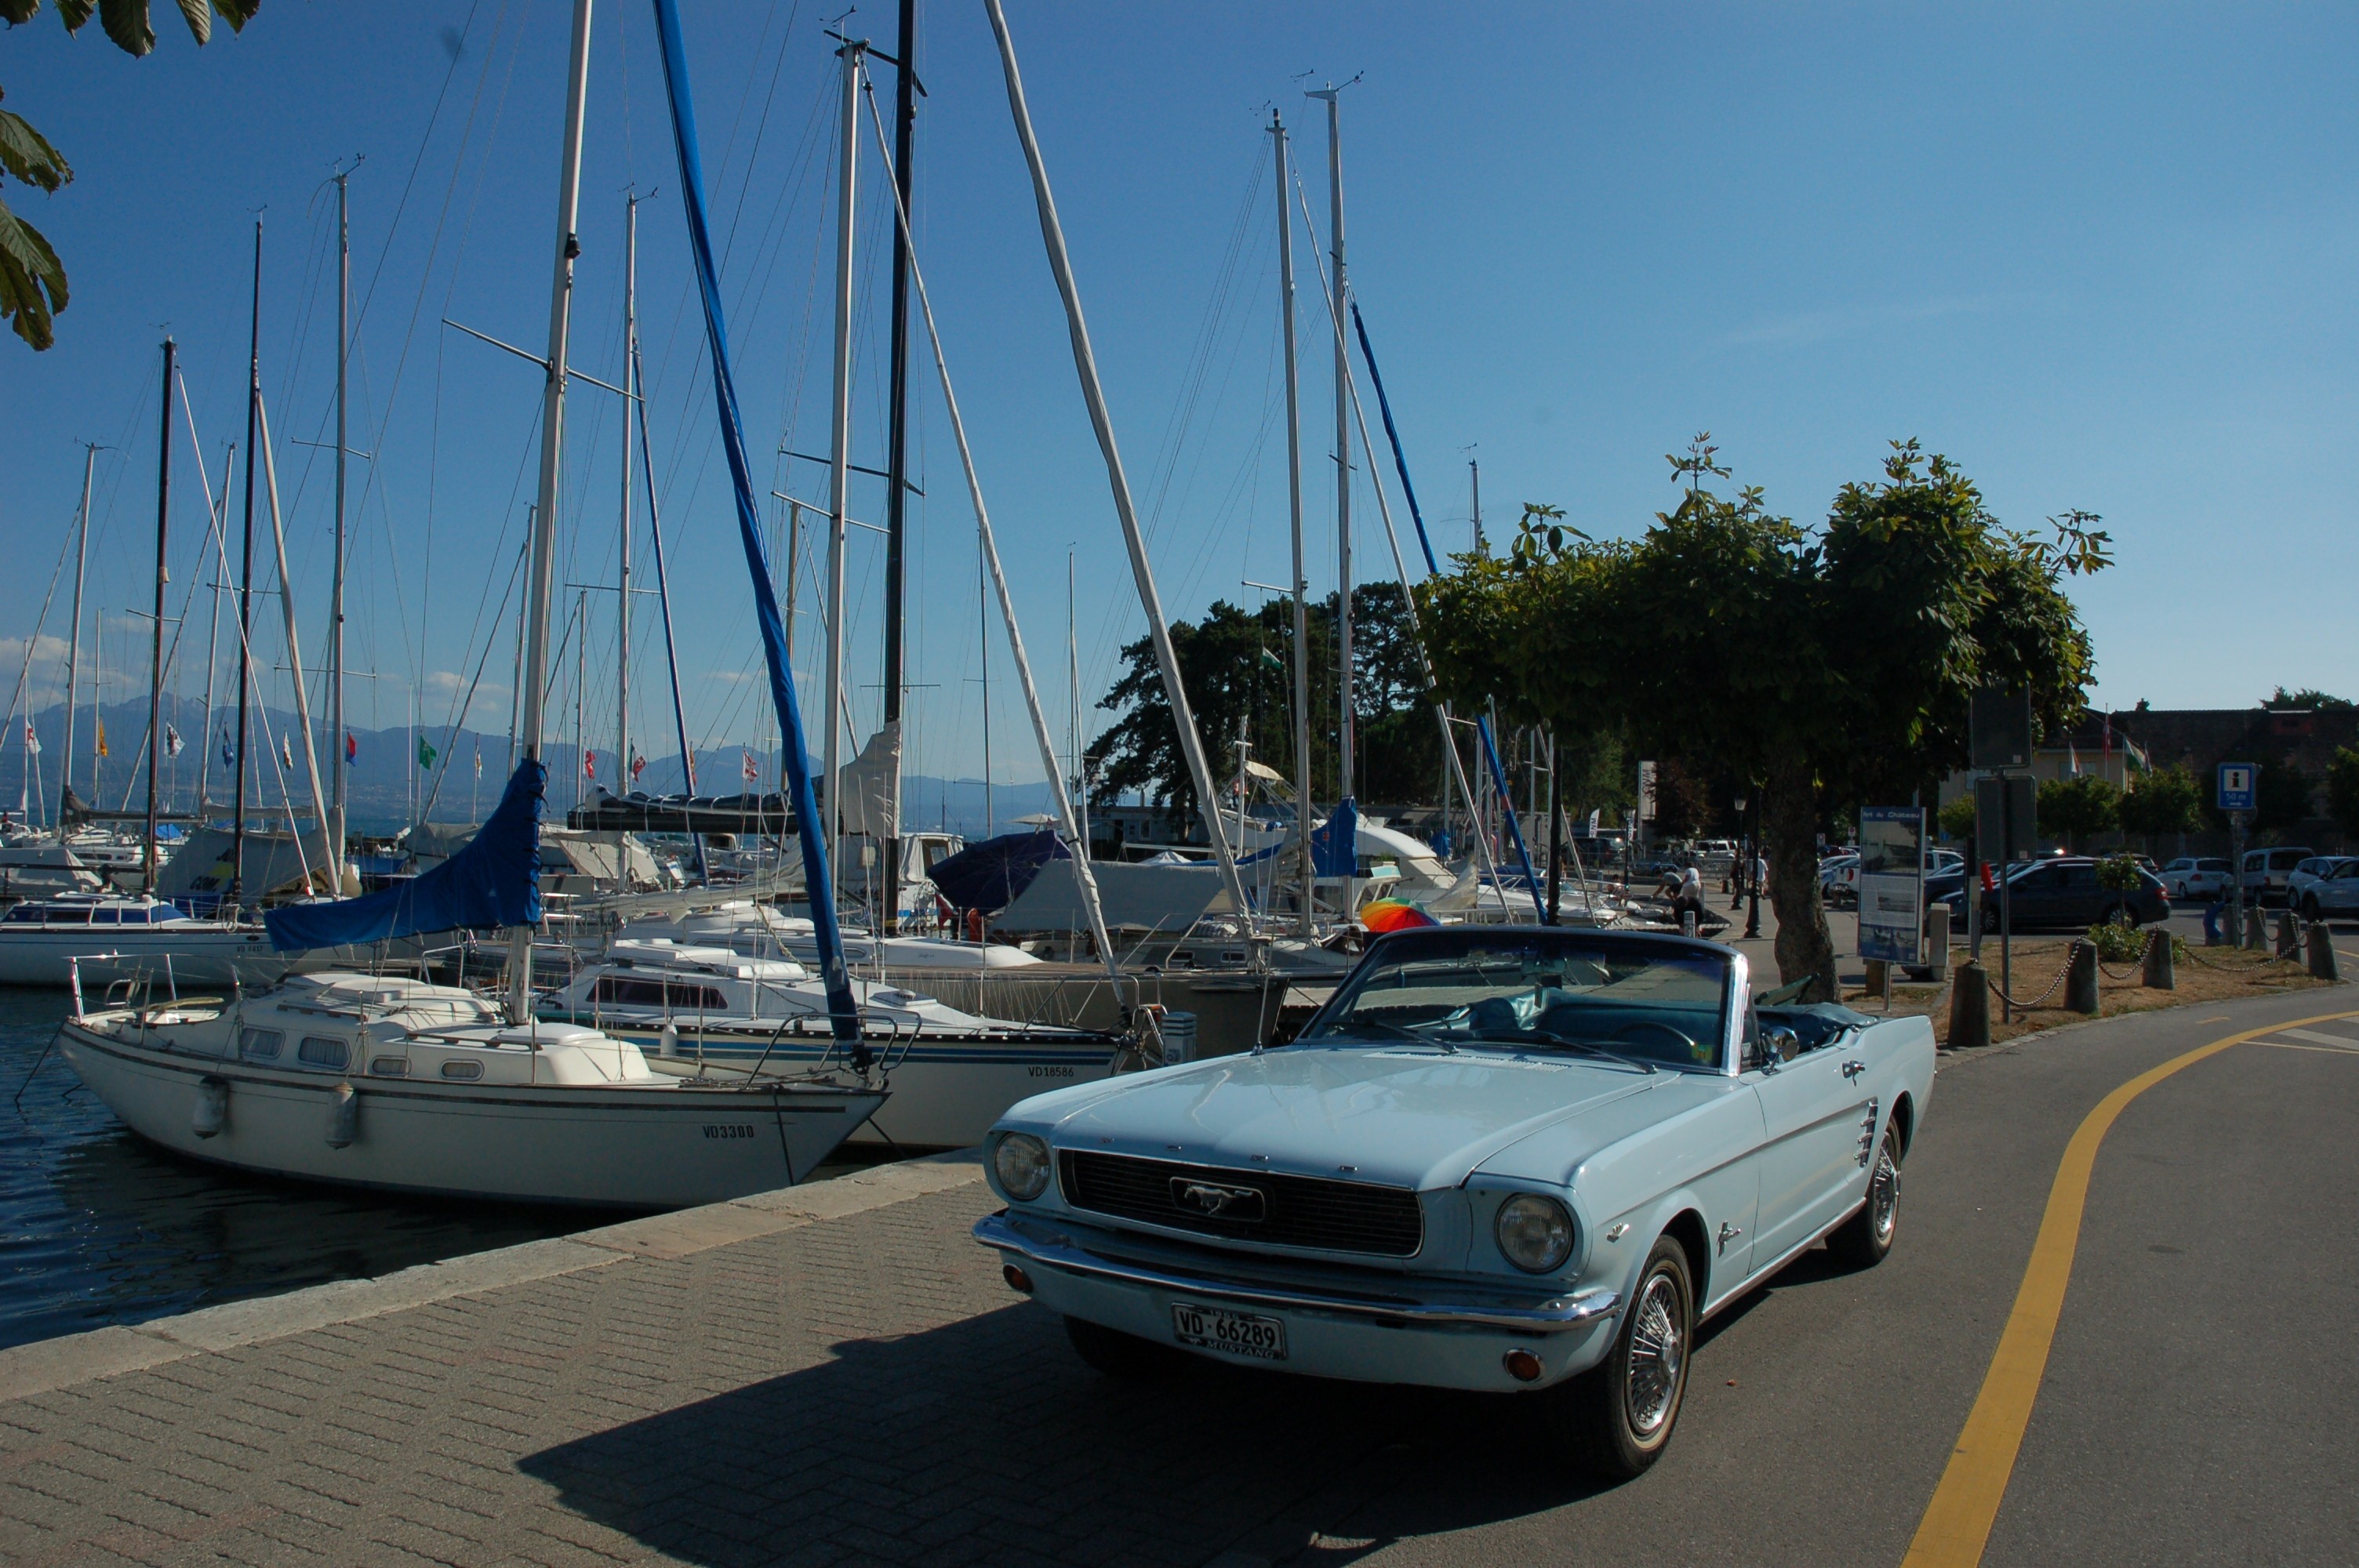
[[54, 0, 887, 1207]]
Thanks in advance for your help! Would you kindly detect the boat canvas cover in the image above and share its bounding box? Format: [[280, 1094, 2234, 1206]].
[[264, 760, 545, 952], [1312, 797, 1360, 877], [928, 828, 1068, 915], [994, 858, 1227, 933], [158, 824, 335, 900]]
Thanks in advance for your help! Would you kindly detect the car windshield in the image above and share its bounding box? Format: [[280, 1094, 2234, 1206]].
[[1298, 929, 1730, 1071]]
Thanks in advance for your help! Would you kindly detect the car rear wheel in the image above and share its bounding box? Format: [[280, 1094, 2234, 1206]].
[[1063, 1315, 1183, 1380], [1546, 1236, 1693, 1481], [1829, 1120, 1903, 1269], [2303, 895, 2322, 921]]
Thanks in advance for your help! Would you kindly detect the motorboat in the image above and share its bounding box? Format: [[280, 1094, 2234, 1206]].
[[612, 899, 1043, 971], [54, 970, 885, 1207], [545, 939, 1125, 1150], [0, 894, 315, 988]]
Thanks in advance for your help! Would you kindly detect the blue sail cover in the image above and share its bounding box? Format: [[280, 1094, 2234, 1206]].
[[264, 760, 544, 953], [1311, 798, 1360, 878], [928, 829, 1070, 915]]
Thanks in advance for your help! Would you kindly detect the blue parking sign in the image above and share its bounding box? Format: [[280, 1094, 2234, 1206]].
[[2217, 762, 2256, 812]]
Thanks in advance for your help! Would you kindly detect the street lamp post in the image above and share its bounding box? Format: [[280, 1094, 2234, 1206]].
[[1740, 793, 1762, 939]]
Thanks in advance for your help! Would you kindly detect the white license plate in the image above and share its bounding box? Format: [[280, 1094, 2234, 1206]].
[[1171, 1301, 1288, 1361]]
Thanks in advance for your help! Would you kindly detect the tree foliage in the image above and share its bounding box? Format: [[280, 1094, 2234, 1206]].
[[1937, 793, 1978, 843], [1420, 437, 2106, 1000], [2116, 764, 2202, 843], [2325, 747, 2359, 841], [2254, 757, 2315, 836], [0, 0, 258, 349], [2265, 685, 2354, 711], [2037, 773, 2119, 851]]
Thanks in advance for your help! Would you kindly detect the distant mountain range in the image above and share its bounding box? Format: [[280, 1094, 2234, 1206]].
[[0, 699, 1058, 838]]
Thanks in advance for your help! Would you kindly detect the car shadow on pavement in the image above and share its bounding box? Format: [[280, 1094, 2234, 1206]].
[[519, 1301, 1616, 1567]]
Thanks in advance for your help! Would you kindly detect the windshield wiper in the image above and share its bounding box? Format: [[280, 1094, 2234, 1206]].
[[1325, 1017, 1454, 1051], [1511, 1029, 1659, 1073]]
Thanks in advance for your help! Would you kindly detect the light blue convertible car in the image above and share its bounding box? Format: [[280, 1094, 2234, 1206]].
[[976, 926, 1934, 1477]]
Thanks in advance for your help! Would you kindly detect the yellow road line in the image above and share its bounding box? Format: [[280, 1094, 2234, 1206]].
[[1900, 1007, 2359, 1567]]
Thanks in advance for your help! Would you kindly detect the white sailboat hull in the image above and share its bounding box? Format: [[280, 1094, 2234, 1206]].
[[56, 1022, 883, 1208], [0, 927, 309, 989], [616, 1023, 1118, 1151]]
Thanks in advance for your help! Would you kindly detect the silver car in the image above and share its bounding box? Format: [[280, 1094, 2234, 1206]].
[[2159, 857, 2231, 900], [2295, 859, 2359, 920]]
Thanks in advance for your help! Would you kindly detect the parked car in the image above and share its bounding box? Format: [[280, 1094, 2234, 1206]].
[[1819, 854, 1860, 907], [2158, 857, 2231, 900], [1936, 856, 2171, 930], [2284, 855, 2356, 904], [2241, 847, 2316, 907], [977, 925, 1935, 1478], [2296, 860, 2359, 920]]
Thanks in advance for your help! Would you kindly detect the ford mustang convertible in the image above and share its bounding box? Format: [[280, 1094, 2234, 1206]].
[[975, 926, 1933, 1477]]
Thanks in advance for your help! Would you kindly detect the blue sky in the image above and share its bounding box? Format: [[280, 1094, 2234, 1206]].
[[5, 1, 2354, 802]]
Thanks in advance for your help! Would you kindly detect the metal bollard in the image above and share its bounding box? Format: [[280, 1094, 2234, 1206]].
[[2307, 921, 2340, 981], [1925, 903, 1953, 982], [2142, 928, 2175, 990], [2066, 941, 2099, 1015], [2245, 907, 2270, 951], [2277, 909, 2302, 960], [1681, 909, 1698, 938], [1948, 960, 1992, 1049]]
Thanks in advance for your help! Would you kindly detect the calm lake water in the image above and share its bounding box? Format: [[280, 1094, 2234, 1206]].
[[0, 989, 611, 1352]]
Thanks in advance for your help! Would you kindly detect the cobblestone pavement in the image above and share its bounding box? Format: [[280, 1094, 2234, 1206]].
[[0, 1158, 1485, 1568]]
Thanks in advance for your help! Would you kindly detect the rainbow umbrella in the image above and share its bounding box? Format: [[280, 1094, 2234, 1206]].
[[1360, 898, 1438, 934]]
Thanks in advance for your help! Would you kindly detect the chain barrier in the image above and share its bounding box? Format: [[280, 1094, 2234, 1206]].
[[2090, 929, 2150, 982], [1981, 939, 2080, 1011]]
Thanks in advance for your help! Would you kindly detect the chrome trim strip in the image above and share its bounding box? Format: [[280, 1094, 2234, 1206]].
[[975, 1211, 1619, 1333]]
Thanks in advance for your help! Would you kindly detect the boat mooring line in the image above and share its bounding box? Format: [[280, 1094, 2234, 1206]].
[[1900, 1006, 2359, 1566]]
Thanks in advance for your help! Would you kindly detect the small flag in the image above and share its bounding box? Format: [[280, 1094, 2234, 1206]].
[[630, 752, 646, 782], [416, 735, 438, 771], [473, 742, 482, 779], [23, 721, 39, 755], [163, 724, 183, 757], [1259, 648, 1285, 674], [220, 727, 234, 767], [95, 720, 107, 758], [583, 750, 596, 780], [280, 734, 293, 769], [2068, 739, 2081, 777], [742, 750, 759, 782], [347, 731, 358, 764]]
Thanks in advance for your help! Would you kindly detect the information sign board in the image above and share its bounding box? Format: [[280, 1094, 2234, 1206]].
[[1857, 807, 1926, 965], [2217, 762, 2256, 813]]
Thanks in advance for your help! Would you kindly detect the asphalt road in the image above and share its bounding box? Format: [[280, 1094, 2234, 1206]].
[[1189, 984, 2359, 1567]]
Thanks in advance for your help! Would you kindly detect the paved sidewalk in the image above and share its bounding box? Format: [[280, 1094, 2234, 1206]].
[[0, 1153, 1427, 1568]]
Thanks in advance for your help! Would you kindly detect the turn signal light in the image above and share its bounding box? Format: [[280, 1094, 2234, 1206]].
[[1503, 1348, 1543, 1383], [1002, 1264, 1035, 1294]]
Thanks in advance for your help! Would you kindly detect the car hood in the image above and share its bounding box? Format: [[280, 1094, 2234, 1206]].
[[1009, 1042, 1662, 1192]]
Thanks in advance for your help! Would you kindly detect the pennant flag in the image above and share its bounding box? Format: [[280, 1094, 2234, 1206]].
[[23, 721, 39, 755], [279, 734, 293, 769], [95, 720, 107, 758], [742, 749, 759, 782], [220, 727, 234, 768], [163, 723, 183, 757], [416, 735, 438, 771], [1258, 648, 1285, 674], [2068, 739, 2081, 776], [630, 752, 646, 782], [473, 742, 482, 779], [583, 750, 596, 780], [347, 731, 358, 764]]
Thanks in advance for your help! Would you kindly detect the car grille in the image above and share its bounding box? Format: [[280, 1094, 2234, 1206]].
[[1058, 1149, 1423, 1258]]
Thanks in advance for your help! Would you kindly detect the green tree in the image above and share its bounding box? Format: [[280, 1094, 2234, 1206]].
[[2037, 773, 2119, 851], [2265, 686, 2354, 710], [2326, 747, 2359, 841], [2255, 757, 2315, 836], [1937, 793, 1978, 843], [2116, 764, 2202, 848], [1423, 437, 2106, 1000], [0, 0, 257, 350]]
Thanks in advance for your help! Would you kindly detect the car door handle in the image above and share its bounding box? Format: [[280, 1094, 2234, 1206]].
[[1841, 1059, 1866, 1080]]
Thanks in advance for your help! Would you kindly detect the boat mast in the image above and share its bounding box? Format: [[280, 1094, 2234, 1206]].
[[255, 394, 333, 872], [507, 0, 595, 1025], [630, 299, 698, 825], [60, 442, 96, 829], [1272, 111, 1314, 937], [194, 441, 232, 812], [329, 168, 351, 887], [880, 0, 917, 932], [144, 337, 173, 898], [1310, 83, 1354, 818], [823, 35, 861, 917], [982, 0, 1251, 921], [617, 192, 636, 790]]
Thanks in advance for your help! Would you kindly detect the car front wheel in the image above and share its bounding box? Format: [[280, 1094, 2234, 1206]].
[[1547, 1235, 1693, 1480], [1830, 1120, 1903, 1268]]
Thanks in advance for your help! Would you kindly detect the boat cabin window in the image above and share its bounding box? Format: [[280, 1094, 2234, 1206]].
[[594, 976, 668, 1007], [296, 1036, 351, 1071], [45, 908, 92, 925], [5, 906, 44, 923], [667, 982, 727, 1011], [369, 1056, 409, 1076], [240, 1028, 282, 1061], [441, 1059, 483, 1080]]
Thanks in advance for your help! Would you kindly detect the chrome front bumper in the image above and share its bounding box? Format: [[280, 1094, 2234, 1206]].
[[975, 1210, 1619, 1333]]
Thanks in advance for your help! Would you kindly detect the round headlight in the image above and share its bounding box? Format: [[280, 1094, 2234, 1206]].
[[1495, 1193, 1575, 1274], [992, 1132, 1052, 1202]]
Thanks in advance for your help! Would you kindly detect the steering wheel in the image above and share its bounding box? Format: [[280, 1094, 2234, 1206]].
[[1612, 1018, 1703, 1064]]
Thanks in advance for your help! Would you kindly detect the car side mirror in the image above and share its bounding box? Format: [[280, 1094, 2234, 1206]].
[[1747, 1026, 1799, 1071]]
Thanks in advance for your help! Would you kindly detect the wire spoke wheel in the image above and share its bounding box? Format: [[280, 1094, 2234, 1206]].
[[1869, 1135, 1901, 1245], [1623, 1271, 1685, 1437]]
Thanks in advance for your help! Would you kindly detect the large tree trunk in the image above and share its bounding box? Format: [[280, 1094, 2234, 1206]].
[[1765, 756, 1838, 1002]]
